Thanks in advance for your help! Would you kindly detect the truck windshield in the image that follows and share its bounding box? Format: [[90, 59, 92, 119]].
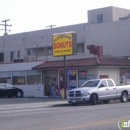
[[81, 80, 100, 87]]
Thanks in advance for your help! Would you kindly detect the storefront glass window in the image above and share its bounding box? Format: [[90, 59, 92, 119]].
[[87, 75, 96, 80], [120, 69, 130, 85], [27, 70, 41, 85], [78, 70, 87, 86], [126, 70, 130, 84], [0, 72, 11, 84], [68, 68, 77, 90], [44, 70, 57, 75], [12, 71, 25, 85]]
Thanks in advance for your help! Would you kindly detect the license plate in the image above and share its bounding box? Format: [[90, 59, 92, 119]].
[[72, 100, 76, 103]]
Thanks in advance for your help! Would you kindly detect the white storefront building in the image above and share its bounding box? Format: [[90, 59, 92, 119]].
[[0, 61, 45, 97]]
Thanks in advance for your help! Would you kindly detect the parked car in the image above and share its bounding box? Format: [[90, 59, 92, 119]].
[[67, 78, 130, 105], [0, 83, 24, 98]]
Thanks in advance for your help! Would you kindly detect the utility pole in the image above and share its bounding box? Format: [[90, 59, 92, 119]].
[[0, 19, 12, 36], [45, 25, 56, 29]]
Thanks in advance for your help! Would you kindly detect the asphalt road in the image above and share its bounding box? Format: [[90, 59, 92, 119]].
[[0, 98, 130, 130], [0, 97, 65, 104]]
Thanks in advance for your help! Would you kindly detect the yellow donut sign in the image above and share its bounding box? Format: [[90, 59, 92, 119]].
[[52, 32, 77, 56]]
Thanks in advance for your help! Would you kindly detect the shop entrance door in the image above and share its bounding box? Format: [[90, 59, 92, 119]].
[[50, 75, 57, 96], [44, 75, 57, 96]]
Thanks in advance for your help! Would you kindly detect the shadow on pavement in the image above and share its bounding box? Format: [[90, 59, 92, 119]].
[[51, 100, 125, 107], [51, 101, 104, 107]]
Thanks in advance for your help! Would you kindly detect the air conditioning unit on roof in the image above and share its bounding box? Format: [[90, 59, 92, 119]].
[[24, 56, 36, 61], [13, 59, 24, 63]]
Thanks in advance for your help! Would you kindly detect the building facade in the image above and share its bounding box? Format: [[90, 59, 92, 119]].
[[88, 6, 130, 24], [0, 6, 130, 63], [0, 6, 130, 97]]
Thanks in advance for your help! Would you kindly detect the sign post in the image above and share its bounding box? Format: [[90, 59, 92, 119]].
[[63, 55, 66, 98], [52, 32, 77, 99]]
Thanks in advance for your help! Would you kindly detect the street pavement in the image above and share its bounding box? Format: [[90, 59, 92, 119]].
[[0, 97, 124, 112], [0, 98, 130, 130], [0, 97, 68, 111]]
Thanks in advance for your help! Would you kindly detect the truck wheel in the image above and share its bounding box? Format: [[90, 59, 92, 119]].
[[103, 100, 110, 104], [120, 92, 128, 103], [90, 94, 97, 105]]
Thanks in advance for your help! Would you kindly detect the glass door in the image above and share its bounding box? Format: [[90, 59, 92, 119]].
[[44, 76, 50, 96], [50, 75, 57, 97], [44, 75, 58, 96]]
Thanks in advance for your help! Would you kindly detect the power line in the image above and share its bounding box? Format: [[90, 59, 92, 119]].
[[0, 19, 12, 36]]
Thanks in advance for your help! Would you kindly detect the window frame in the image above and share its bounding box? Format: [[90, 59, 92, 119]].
[[77, 43, 84, 53], [12, 71, 25, 85], [97, 14, 103, 23], [10, 51, 15, 61], [17, 50, 20, 58], [0, 52, 4, 62], [99, 80, 108, 87], [107, 80, 114, 87], [47, 47, 52, 55]]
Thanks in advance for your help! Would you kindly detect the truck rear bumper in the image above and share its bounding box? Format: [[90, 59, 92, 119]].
[[67, 96, 90, 103]]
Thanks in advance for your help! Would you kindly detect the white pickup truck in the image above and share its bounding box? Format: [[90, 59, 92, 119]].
[[67, 78, 130, 105]]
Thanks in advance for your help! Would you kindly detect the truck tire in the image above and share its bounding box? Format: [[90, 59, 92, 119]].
[[90, 94, 97, 105], [120, 92, 128, 103], [103, 100, 110, 104]]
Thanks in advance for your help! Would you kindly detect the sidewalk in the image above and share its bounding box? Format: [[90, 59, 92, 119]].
[[0, 98, 68, 111]]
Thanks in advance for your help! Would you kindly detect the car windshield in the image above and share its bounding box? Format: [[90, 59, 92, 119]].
[[5, 84, 13, 88], [81, 80, 100, 87]]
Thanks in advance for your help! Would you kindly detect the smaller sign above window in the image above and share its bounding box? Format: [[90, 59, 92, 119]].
[[79, 70, 87, 79], [100, 75, 108, 79], [69, 69, 76, 76]]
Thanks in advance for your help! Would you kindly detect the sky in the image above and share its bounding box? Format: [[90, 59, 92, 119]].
[[0, 0, 130, 36]]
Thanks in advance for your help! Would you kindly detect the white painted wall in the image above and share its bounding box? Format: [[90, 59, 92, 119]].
[[1, 7, 130, 63], [0, 61, 45, 97], [15, 84, 44, 97], [88, 6, 130, 24], [88, 6, 113, 24], [85, 19, 130, 57], [97, 67, 119, 85], [0, 23, 86, 63]]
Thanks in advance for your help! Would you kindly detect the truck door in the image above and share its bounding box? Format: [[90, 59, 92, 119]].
[[107, 79, 117, 99], [98, 80, 110, 100]]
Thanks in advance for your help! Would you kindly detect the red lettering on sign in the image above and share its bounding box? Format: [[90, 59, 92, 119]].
[[54, 43, 57, 49], [69, 41, 72, 47], [53, 41, 72, 49]]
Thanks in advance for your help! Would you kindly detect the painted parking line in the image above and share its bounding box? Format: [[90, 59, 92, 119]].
[[49, 115, 130, 130]]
